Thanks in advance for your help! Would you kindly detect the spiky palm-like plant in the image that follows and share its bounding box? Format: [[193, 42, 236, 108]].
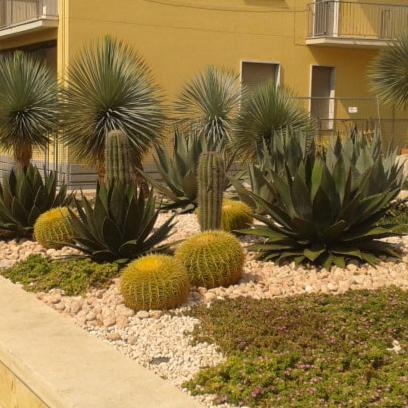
[[0, 52, 58, 168], [174, 66, 241, 147], [232, 81, 315, 160], [368, 33, 408, 107], [62, 36, 165, 181]]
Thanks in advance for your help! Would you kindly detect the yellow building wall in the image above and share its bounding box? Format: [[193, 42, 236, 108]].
[[59, 0, 379, 100]]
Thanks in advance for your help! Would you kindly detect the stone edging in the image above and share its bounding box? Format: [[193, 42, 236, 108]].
[[0, 277, 202, 408]]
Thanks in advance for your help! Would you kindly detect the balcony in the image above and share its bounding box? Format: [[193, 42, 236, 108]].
[[306, 1, 408, 47], [0, 0, 58, 38]]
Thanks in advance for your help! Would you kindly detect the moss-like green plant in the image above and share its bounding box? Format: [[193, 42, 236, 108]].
[[175, 231, 244, 289], [1, 255, 119, 296], [34, 207, 74, 249], [120, 254, 190, 311], [222, 200, 253, 232], [185, 288, 408, 407]]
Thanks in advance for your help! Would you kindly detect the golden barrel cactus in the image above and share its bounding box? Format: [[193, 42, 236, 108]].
[[222, 199, 253, 232], [120, 255, 190, 311], [176, 231, 245, 289], [34, 207, 74, 249]]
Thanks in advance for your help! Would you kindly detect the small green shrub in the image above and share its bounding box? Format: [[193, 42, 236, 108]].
[[175, 231, 244, 288], [222, 199, 253, 232], [1, 255, 119, 296], [34, 207, 74, 249], [120, 254, 190, 311], [185, 288, 408, 407]]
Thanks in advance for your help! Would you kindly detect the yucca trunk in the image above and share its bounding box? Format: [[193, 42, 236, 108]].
[[96, 160, 106, 184], [14, 143, 32, 169]]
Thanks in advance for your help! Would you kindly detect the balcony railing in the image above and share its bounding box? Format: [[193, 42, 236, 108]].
[[0, 0, 58, 30], [307, 1, 408, 44]]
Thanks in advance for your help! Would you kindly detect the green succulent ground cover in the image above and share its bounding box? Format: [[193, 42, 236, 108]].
[[184, 288, 408, 407], [1, 255, 119, 296]]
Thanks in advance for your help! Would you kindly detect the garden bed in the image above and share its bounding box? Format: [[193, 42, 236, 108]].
[[1, 213, 408, 407]]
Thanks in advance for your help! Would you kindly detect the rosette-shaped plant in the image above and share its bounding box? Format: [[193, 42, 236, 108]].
[[34, 207, 73, 249], [239, 132, 405, 268], [120, 254, 190, 311], [176, 231, 245, 288], [65, 183, 176, 263], [0, 165, 71, 237]]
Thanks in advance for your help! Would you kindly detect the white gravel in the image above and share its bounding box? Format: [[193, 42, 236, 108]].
[[1, 212, 408, 408]]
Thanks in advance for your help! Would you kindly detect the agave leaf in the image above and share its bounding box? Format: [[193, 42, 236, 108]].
[[102, 217, 122, 252], [303, 248, 325, 262]]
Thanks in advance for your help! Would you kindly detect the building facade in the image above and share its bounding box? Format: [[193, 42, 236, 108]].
[[0, 0, 407, 186]]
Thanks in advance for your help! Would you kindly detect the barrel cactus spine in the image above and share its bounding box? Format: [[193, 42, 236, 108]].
[[34, 207, 74, 249], [175, 231, 245, 289], [105, 129, 132, 185], [198, 152, 225, 231], [120, 254, 190, 311], [222, 199, 253, 232]]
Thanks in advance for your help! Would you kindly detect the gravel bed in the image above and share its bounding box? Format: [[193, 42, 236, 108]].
[[1, 213, 408, 408]]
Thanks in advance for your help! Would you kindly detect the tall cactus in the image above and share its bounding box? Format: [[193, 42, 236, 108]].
[[198, 151, 225, 231], [105, 130, 132, 185]]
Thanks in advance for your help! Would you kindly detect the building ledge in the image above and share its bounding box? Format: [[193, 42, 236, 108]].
[[0, 17, 58, 39], [0, 277, 202, 408], [306, 37, 390, 48]]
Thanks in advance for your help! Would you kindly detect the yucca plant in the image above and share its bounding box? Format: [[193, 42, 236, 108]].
[[0, 52, 58, 168], [368, 32, 408, 107], [65, 183, 176, 263], [232, 81, 315, 160], [174, 66, 241, 147], [0, 165, 71, 237], [62, 36, 165, 182], [239, 132, 405, 268]]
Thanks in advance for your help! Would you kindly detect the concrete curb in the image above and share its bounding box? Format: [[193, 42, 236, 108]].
[[0, 277, 203, 408]]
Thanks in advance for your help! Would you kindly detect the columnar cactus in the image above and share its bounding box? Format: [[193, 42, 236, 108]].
[[198, 152, 225, 231], [105, 129, 132, 185], [120, 255, 190, 311]]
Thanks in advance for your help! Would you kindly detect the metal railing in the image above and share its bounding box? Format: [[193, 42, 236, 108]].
[[0, 96, 407, 189], [0, 0, 58, 29], [295, 96, 408, 146], [307, 1, 408, 40]]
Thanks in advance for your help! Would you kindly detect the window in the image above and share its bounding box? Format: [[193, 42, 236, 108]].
[[310, 66, 336, 130], [241, 61, 280, 90]]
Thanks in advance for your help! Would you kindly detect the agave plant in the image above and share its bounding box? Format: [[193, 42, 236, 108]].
[[239, 132, 405, 268], [0, 165, 71, 237], [62, 36, 165, 181], [0, 52, 58, 168], [65, 183, 176, 263], [368, 32, 408, 107], [232, 81, 315, 160], [141, 130, 230, 212], [140, 130, 206, 212], [174, 66, 241, 147], [231, 130, 314, 212]]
